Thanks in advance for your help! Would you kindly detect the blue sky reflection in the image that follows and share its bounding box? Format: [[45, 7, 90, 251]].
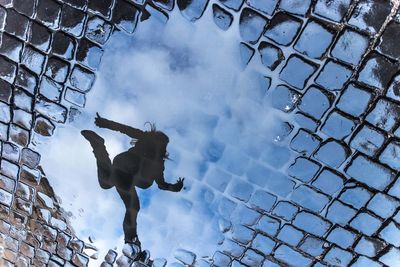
[[37, 7, 290, 265]]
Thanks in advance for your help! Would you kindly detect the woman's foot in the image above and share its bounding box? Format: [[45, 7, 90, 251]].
[[137, 249, 150, 264], [122, 242, 140, 259], [124, 236, 141, 248], [81, 130, 104, 151], [81, 130, 105, 146]]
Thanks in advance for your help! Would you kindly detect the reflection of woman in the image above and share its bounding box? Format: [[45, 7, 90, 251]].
[[81, 113, 184, 246]]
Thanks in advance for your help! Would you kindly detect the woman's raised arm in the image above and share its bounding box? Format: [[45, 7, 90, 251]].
[[94, 113, 144, 139]]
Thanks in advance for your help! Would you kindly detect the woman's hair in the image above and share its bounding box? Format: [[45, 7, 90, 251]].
[[132, 122, 169, 160], [143, 122, 169, 144], [144, 121, 157, 132]]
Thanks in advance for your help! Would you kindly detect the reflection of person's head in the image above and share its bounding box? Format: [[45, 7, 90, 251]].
[[134, 123, 169, 162]]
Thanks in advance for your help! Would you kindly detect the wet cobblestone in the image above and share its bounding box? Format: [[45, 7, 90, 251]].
[[0, 0, 399, 266]]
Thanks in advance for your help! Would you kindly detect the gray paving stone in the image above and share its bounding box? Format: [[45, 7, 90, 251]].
[[232, 225, 254, 245], [326, 226, 357, 249], [153, 0, 174, 11], [352, 256, 383, 267], [212, 251, 230, 267], [367, 193, 399, 219], [293, 211, 331, 237], [324, 246, 353, 266], [288, 156, 320, 183], [339, 186, 372, 210], [36, 0, 62, 30], [4, 9, 29, 40], [258, 42, 284, 71], [260, 142, 291, 168], [314, 140, 350, 168], [312, 168, 344, 195], [290, 129, 321, 156], [248, 190, 276, 213], [0, 56, 17, 83], [379, 140, 400, 171], [177, 0, 208, 22], [277, 224, 303, 246], [279, 0, 311, 16], [354, 236, 385, 258], [298, 86, 332, 120], [379, 221, 400, 247], [230, 204, 261, 226], [264, 12, 302, 46], [239, 42, 254, 67], [218, 0, 244, 11], [379, 246, 400, 266], [254, 215, 280, 236], [313, 0, 351, 22], [270, 84, 300, 112], [221, 238, 245, 258], [0, 32, 23, 63], [294, 112, 320, 132], [348, 0, 392, 34], [377, 21, 400, 59], [76, 38, 104, 70], [346, 154, 395, 191], [29, 21, 52, 53], [212, 4, 233, 31], [251, 233, 275, 255], [246, 0, 278, 16], [350, 124, 385, 157], [239, 8, 267, 44], [299, 236, 325, 257], [85, 16, 113, 46], [315, 60, 352, 91], [88, 0, 113, 18], [331, 28, 369, 65], [241, 249, 263, 266], [290, 185, 329, 213], [274, 244, 312, 266], [60, 4, 87, 37], [69, 65, 96, 92], [321, 111, 356, 140], [294, 20, 335, 59], [358, 54, 397, 92], [272, 201, 298, 221], [336, 83, 373, 117], [227, 178, 253, 202], [280, 55, 317, 90], [388, 177, 400, 199], [64, 87, 86, 107], [326, 200, 357, 226], [34, 97, 68, 123], [51, 32, 76, 60]]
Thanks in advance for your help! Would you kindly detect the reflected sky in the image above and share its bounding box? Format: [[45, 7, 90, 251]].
[[35, 6, 292, 265]]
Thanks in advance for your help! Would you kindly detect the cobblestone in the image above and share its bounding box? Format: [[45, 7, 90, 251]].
[[272, 201, 298, 221], [239, 8, 267, 44], [264, 12, 302, 46], [0, 0, 399, 266]]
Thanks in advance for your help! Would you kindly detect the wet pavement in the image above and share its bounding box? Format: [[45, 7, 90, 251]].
[[0, 0, 400, 266]]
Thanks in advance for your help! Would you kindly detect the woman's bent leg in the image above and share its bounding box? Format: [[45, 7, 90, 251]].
[[81, 130, 113, 189]]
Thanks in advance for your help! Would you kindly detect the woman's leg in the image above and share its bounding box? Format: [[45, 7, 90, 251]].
[[117, 187, 140, 244], [81, 130, 113, 189]]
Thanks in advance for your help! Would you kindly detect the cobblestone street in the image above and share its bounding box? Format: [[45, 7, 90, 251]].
[[0, 0, 400, 266]]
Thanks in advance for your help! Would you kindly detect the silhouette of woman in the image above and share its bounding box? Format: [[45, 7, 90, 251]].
[[81, 113, 184, 246]]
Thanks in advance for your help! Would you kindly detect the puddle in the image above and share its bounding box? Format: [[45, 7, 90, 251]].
[[35, 7, 289, 265]]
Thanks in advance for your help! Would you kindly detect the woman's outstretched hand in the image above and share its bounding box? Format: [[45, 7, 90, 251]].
[[95, 112, 107, 128], [175, 177, 185, 191]]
